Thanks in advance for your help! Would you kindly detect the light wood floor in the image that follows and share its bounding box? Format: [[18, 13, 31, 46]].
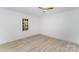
[[0, 34, 79, 52]]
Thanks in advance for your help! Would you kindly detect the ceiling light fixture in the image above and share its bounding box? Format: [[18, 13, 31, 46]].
[[39, 7, 54, 12]]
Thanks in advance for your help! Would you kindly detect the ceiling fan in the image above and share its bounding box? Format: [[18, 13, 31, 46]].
[[39, 7, 54, 12]]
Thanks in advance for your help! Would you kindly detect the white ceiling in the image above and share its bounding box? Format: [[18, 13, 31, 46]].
[[3, 7, 78, 16]]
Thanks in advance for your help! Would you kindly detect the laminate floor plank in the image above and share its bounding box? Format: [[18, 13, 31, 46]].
[[0, 34, 79, 52]]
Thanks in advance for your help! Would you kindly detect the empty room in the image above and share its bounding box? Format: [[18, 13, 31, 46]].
[[0, 7, 79, 52]]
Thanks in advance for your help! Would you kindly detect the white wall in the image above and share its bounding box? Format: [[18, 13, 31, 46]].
[[0, 7, 79, 45], [0, 8, 39, 44], [41, 9, 79, 45]]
